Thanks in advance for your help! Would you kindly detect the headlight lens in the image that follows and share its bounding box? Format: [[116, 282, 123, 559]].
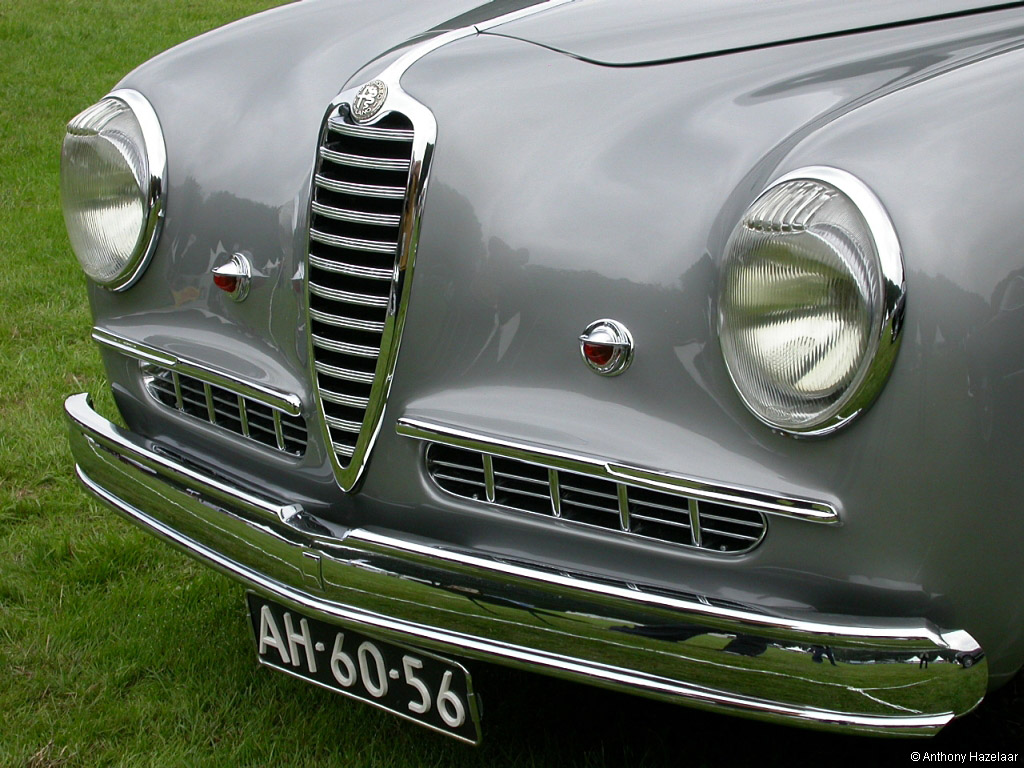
[[60, 89, 166, 290], [718, 167, 905, 435]]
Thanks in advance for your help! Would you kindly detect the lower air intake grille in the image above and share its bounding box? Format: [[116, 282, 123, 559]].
[[426, 444, 766, 554], [144, 365, 307, 456]]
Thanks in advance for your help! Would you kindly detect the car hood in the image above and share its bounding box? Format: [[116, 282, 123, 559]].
[[487, 0, 1017, 65]]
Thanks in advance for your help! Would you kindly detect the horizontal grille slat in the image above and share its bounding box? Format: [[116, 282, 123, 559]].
[[630, 498, 692, 516], [309, 308, 386, 334], [142, 364, 307, 456], [432, 459, 485, 474], [312, 334, 381, 359], [493, 484, 550, 502], [308, 254, 394, 281], [246, 421, 278, 438], [315, 360, 377, 384], [630, 513, 692, 531], [309, 281, 390, 308], [325, 415, 363, 434], [311, 201, 402, 228], [333, 441, 356, 458], [318, 387, 370, 409], [560, 498, 620, 516], [559, 483, 619, 502], [310, 228, 396, 255], [433, 472, 488, 490], [424, 443, 767, 554], [700, 512, 765, 529], [328, 118, 415, 141], [699, 527, 760, 542], [493, 471, 548, 487], [319, 146, 411, 172], [315, 174, 406, 199]]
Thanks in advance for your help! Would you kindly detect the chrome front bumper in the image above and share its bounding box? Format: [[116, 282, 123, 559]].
[[66, 393, 987, 737]]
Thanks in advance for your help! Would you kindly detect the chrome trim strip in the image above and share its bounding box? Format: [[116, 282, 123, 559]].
[[66, 393, 986, 738], [319, 146, 411, 172], [309, 228, 396, 255], [314, 174, 406, 200], [606, 464, 837, 523], [396, 417, 840, 525], [308, 254, 394, 281], [92, 328, 302, 416], [311, 201, 401, 228]]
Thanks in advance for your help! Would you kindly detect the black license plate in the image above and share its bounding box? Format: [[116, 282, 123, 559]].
[[247, 594, 481, 744]]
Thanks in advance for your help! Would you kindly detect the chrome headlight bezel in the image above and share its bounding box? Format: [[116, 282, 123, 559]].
[[718, 166, 906, 437], [60, 88, 167, 291]]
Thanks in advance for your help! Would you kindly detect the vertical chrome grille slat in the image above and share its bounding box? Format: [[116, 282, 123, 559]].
[[549, 469, 561, 518], [239, 395, 250, 438], [171, 371, 183, 409]]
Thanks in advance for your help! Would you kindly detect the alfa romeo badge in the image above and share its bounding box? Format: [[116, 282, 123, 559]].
[[351, 80, 388, 121]]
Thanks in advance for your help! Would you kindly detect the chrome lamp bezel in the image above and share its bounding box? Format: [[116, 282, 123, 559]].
[[64, 88, 167, 292], [719, 166, 907, 437]]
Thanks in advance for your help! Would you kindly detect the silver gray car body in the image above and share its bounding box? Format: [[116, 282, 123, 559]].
[[66, 0, 1024, 738]]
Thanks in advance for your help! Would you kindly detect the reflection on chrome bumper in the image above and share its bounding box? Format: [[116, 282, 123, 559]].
[[66, 393, 987, 737]]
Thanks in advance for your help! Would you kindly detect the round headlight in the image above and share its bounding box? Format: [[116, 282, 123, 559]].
[[718, 167, 905, 435], [60, 89, 166, 291]]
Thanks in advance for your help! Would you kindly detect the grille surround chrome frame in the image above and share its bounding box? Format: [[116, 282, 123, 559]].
[[306, 83, 437, 491]]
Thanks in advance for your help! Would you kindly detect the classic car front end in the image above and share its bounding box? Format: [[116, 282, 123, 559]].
[[62, 0, 1024, 740]]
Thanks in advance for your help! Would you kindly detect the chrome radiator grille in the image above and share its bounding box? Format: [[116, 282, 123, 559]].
[[144, 365, 307, 455], [426, 444, 766, 554], [307, 96, 434, 490]]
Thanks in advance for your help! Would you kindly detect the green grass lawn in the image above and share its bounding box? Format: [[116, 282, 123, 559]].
[[1, 1, 1022, 766]]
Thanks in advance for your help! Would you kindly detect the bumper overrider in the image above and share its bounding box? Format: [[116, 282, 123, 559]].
[[66, 393, 987, 737]]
